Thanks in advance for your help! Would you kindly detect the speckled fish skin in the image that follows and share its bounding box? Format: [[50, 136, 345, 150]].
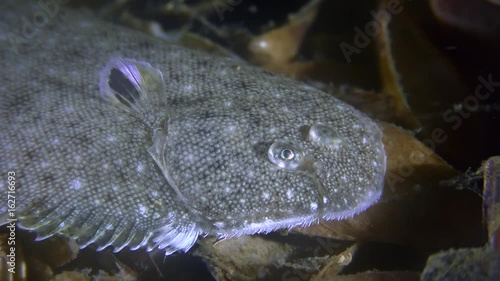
[[0, 0, 386, 254]]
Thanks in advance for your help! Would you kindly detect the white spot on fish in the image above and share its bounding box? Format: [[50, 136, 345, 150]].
[[138, 204, 148, 215], [185, 153, 195, 163], [214, 222, 225, 228], [262, 192, 270, 199], [64, 106, 74, 113], [301, 84, 316, 91], [335, 104, 345, 111], [341, 175, 348, 183], [225, 124, 236, 134], [74, 155, 82, 162], [286, 189, 294, 200], [183, 84, 193, 92], [70, 178, 82, 190], [107, 136, 116, 142], [136, 163, 144, 173], [310, 202, 318, 211]]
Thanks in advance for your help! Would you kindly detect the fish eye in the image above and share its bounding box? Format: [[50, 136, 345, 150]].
[[280, 149, 295, 161], [308, 124, 342, 149], [268, 141, 304, 170]]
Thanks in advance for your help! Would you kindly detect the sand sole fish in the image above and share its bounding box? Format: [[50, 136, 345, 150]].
[[0, 0, 386, 255]]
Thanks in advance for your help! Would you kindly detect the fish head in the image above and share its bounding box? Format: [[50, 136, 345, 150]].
[[145, 68, 387, 237]]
